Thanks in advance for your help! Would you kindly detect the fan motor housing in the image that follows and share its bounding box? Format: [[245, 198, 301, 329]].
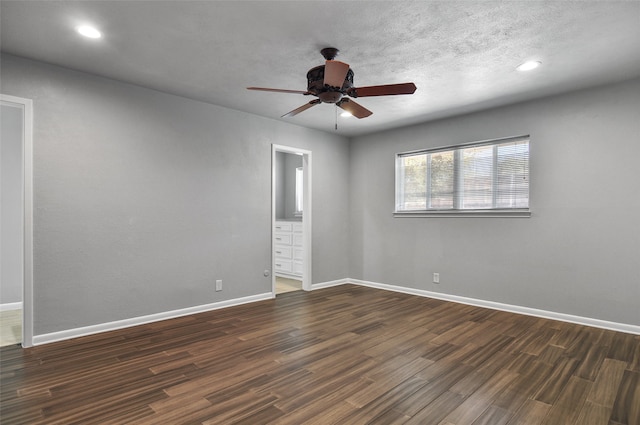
[[307, 65, 354, 103]]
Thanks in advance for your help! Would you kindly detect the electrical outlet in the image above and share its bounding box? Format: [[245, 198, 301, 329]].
[[215, 279, 222, 291], [433, 273, 440, 284]]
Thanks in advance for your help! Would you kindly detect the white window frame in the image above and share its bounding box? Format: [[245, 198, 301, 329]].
[[394, 135, 531, 218]]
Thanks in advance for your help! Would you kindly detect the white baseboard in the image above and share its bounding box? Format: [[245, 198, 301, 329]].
[[344, 279, 639, 335], [32, 293, 273, 346], [311, 278, 350, 290], [29, 276, 640, 346], [0, 302, 22, 312]]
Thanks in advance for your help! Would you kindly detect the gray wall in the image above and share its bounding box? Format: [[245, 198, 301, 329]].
[[0, 54, 350, 335], [350, 78, 640, 326], [284, 152, 303, 220], [274, 151, 302, 221], [1, 103, 24, 304], [2, 51, 637, 335]]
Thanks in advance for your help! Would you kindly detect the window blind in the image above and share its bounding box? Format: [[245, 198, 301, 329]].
[[396, 136, 530, 214]]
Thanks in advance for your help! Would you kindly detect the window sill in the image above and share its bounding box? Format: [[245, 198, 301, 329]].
[[393, 209, 531, 218]]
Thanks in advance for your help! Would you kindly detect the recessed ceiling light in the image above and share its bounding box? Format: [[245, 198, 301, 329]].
[[516, 60, 541, 71], [340, 111, 353, 118], [77, 25, 102, 39]]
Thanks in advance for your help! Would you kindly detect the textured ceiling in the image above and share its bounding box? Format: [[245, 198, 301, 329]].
[[2, 1, 640, 136]]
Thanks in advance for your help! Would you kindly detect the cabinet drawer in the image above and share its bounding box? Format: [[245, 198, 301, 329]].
[[274, 259, 293, 273], [293, 247, 303, 261], [274, 245, 292, 259], [274, 233, 292, 245], [274, 222, 292, 232], [293, 223, 303, 233], [293, 234, 303, 247]]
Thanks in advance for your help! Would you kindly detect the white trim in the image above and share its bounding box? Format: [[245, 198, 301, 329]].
[[397, 134, 531, 157], [32, 292, 273, 346], [393, 210, 531, 218], [0, 302, 22, 312], [311, 278, 350, 290], [1, 94, 34, 348], [26, 276, 640, 346], [271, 144, 312, 294], [337, 279, 639, 335]]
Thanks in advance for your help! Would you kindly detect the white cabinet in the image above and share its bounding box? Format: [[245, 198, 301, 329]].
[[274, 220, 303, 279]]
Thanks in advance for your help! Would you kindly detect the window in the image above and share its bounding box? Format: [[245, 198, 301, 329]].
[[395, 136, 530, 217], [295, 166, 303, 215]]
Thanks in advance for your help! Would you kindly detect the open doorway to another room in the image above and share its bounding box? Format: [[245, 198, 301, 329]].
[[272, 145, 311, 295], [1, 94, 34, 348]]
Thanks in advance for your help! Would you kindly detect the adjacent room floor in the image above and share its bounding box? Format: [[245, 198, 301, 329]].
[[0, 309, 21, 347], [275, 276, 302, 294]]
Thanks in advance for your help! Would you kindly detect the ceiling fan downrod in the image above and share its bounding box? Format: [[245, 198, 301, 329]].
[[320, 47, 340, 61]]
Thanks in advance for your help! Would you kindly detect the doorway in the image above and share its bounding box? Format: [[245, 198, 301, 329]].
[[0, 94, 34, 348], [272, 145, 311, 295]]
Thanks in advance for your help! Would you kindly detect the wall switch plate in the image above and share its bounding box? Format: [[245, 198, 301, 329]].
[[215, 279, 222, 291], [433, 273, 440, 284]]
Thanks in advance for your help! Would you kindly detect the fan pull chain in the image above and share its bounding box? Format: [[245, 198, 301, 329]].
[[335, 105, 338, 130]]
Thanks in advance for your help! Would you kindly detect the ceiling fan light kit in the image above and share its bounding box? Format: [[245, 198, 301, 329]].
[[248, 47, 416, 121]]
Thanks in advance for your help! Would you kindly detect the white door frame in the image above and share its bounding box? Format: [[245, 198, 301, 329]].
[[272, 144, 312, 293], [1, 94, 34, 347]]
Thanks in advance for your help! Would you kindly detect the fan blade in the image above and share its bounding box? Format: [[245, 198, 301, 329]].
[[349, 82, 417, 97], [338, 98, 372, 119], [282, 100, 321, 118], [247, 87, 309, 94], [323, 60, 350, 88]]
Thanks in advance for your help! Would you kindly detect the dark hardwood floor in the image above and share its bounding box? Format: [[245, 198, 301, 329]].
[[1, 285, 638, 424]]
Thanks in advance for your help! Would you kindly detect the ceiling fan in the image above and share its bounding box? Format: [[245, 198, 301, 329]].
[[247, 47, 417, 119]]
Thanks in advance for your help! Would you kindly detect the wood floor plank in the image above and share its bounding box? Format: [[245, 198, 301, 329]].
[[272, 355, 376, 405], [449, 349, 515, 397], [403, 391, 466, 425], [575, 343, 609, 381], [540, 375, 592, 425], [346, 355, 433, 408], [533, 356, 581, 404], [471, 405, 512, 425], [437, 368, 519, 424], [576, 400, 615, 425], [338, 376, 428, 424], [587, 358, 628, 408], [507, 399, 552, 425], [273, 377, 374, 423], [1, 284, 638, 425], [610, 369, 640, 425], [608, 333, 637, 365], [492, 361, 554, 413]]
